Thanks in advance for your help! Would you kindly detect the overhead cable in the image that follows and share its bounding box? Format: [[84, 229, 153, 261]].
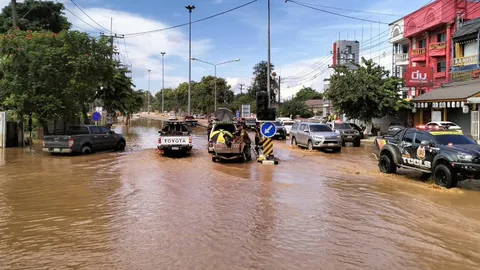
[[122, 0, 258, 37], [285, 0, 389, 25], [55, 0, 103, 32], [69, 0, 110, 32], [294, 1, 402, 17]]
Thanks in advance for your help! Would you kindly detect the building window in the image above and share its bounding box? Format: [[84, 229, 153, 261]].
[[437, 61, 446, 72], [402, 44, 409, 53], [419, 39, 426, 48], [437, 32, 446, 43], [402, 91, 408, 99], [346, 45, 352, 53]]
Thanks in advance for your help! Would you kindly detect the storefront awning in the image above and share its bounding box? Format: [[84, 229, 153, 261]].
[[467, 97, 480, 104], [413, 80, 480, 102]]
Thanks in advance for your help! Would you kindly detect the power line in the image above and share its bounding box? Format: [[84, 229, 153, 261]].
[[123, 38, 131, 65], [69, 0, 110, 32], [122, 0, 258, 37], [285, 0, 389, 25], [55, 0, 103, 32], [294, 1, 403, 17]]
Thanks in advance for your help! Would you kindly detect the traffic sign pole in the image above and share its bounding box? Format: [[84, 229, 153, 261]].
[[258, 122, 279, 165]]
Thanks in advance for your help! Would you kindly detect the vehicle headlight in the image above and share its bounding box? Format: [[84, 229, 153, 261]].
[[313, 135, 324, 141], [457, 154, 474, 162], [354, 130, 359, 135]]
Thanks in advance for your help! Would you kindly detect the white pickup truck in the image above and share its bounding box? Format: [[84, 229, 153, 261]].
[[157, 121, 193, 154]]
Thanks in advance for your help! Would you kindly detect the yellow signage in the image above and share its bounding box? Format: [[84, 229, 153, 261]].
[[430, 131, 463, 135]]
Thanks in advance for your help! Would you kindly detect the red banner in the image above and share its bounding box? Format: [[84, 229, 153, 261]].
[[404, 66, 433, 87]]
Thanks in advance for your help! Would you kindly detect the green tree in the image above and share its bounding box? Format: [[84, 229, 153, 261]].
[[248, 61, 278, 103], [294, 87, 323, 101], [325, 58, 409, 122], [0, 0, 71, 33], [278, 99, 312, 118]]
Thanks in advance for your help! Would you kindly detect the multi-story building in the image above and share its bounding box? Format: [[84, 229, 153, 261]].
[[390, 18, 411, 99], [402, 0, 480, 98], [325, 40, 360, 116], [332, 40, 360, 69]]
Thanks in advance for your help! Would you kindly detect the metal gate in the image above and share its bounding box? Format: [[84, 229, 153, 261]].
[[471, 111, 479, 140], [0, 112, 5, 148]]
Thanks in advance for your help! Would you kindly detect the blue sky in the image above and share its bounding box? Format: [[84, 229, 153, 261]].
[[6, 0, 431, 99]]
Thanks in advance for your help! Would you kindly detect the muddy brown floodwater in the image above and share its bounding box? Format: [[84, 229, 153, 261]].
[[1, 118, 480, 269]]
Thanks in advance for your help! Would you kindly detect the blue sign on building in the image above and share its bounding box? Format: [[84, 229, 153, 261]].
[[236, 110, 240, 118], [260, 122, 277, 138]]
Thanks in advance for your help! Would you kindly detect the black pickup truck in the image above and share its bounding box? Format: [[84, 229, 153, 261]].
[[373, 127, 480, 188], [43, 125, 126, 155]]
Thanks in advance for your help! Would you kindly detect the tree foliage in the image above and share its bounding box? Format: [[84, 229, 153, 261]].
[[0, 29, 140, 130], [248, 61, 278, 103], [325, 58, 410, 122], [0, 0, 71, 33], [153, 76, 234, 114], [294, 87, 322, 101], [278, 99, 312, 118]]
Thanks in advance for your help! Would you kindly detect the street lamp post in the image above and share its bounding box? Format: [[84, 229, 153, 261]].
[[147, 69, 151, 114], [186, 5, 195, 115], [267, 0, 271, 107], [161, 52, 166, 113], [191, 57, 240, 111]]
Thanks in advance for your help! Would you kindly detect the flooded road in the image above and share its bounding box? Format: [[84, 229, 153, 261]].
[[1, 118, 480, 269]]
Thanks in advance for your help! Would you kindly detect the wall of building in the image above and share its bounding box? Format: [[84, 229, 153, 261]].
[[449, 107, 471, 135]]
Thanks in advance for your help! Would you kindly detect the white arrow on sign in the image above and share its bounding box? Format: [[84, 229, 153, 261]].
[[265, 125, 273, 134]]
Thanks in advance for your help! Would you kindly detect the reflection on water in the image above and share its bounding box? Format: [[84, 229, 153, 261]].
[[0, 118, 480, 269]]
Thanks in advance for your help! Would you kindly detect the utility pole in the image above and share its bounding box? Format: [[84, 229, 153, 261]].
[[100, 18, 124, 59], [147, 69, 151, 114], [161, 52, 166, 113], [186, 5, 195, 116], [11, 0, 17, 29], [267, 0, 271, 107], [239, 83, 245, 94]]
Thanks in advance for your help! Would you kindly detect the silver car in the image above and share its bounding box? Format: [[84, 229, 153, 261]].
[[290, 122, 342, 152]]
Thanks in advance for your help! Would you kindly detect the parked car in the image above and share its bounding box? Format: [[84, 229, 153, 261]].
[[277, 118, 294, 135], [290, 122, 341, 152], [43, 125, 126, 155], [425, 121, 462, 131], [273, 122, 287, 140], [184, 115, 198, 126]]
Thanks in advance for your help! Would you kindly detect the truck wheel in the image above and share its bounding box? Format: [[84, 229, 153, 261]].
[[307, 140, 314, 151], [434, 164, 458, 188], [81, 145, 92, 155], [116, 141, 126, 151], [379, 153, 396, 174], [212, 156, 217, 163], [353, 138, 361, 147]]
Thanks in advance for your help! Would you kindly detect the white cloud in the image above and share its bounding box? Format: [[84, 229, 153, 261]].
[[64, 5, 213, 92]]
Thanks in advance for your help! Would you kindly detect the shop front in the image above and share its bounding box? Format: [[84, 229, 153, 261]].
[[413, 80, 480, 137]]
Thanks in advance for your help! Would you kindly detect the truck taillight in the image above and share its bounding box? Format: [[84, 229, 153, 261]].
[[158, 137, 162, 144], [68, 138, 74, 148], [189, 136, 192, 144]]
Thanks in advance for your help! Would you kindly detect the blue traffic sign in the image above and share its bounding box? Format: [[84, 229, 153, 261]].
[[92, 112, 102, 122], [260, 122, 277, 138], [236, 110, 240, 118]]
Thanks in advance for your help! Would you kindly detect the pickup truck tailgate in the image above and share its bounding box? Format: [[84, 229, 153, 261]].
[[44, 135, 71, 148], [214, 143, 243, 154], [160, 136, 190, 145]]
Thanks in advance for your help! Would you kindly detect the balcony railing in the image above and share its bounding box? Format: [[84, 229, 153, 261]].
[[411, 48, 426, 56], [395, 53, 409, 62], [453, 55, 478, 66], [429, 42, 446, 50]]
